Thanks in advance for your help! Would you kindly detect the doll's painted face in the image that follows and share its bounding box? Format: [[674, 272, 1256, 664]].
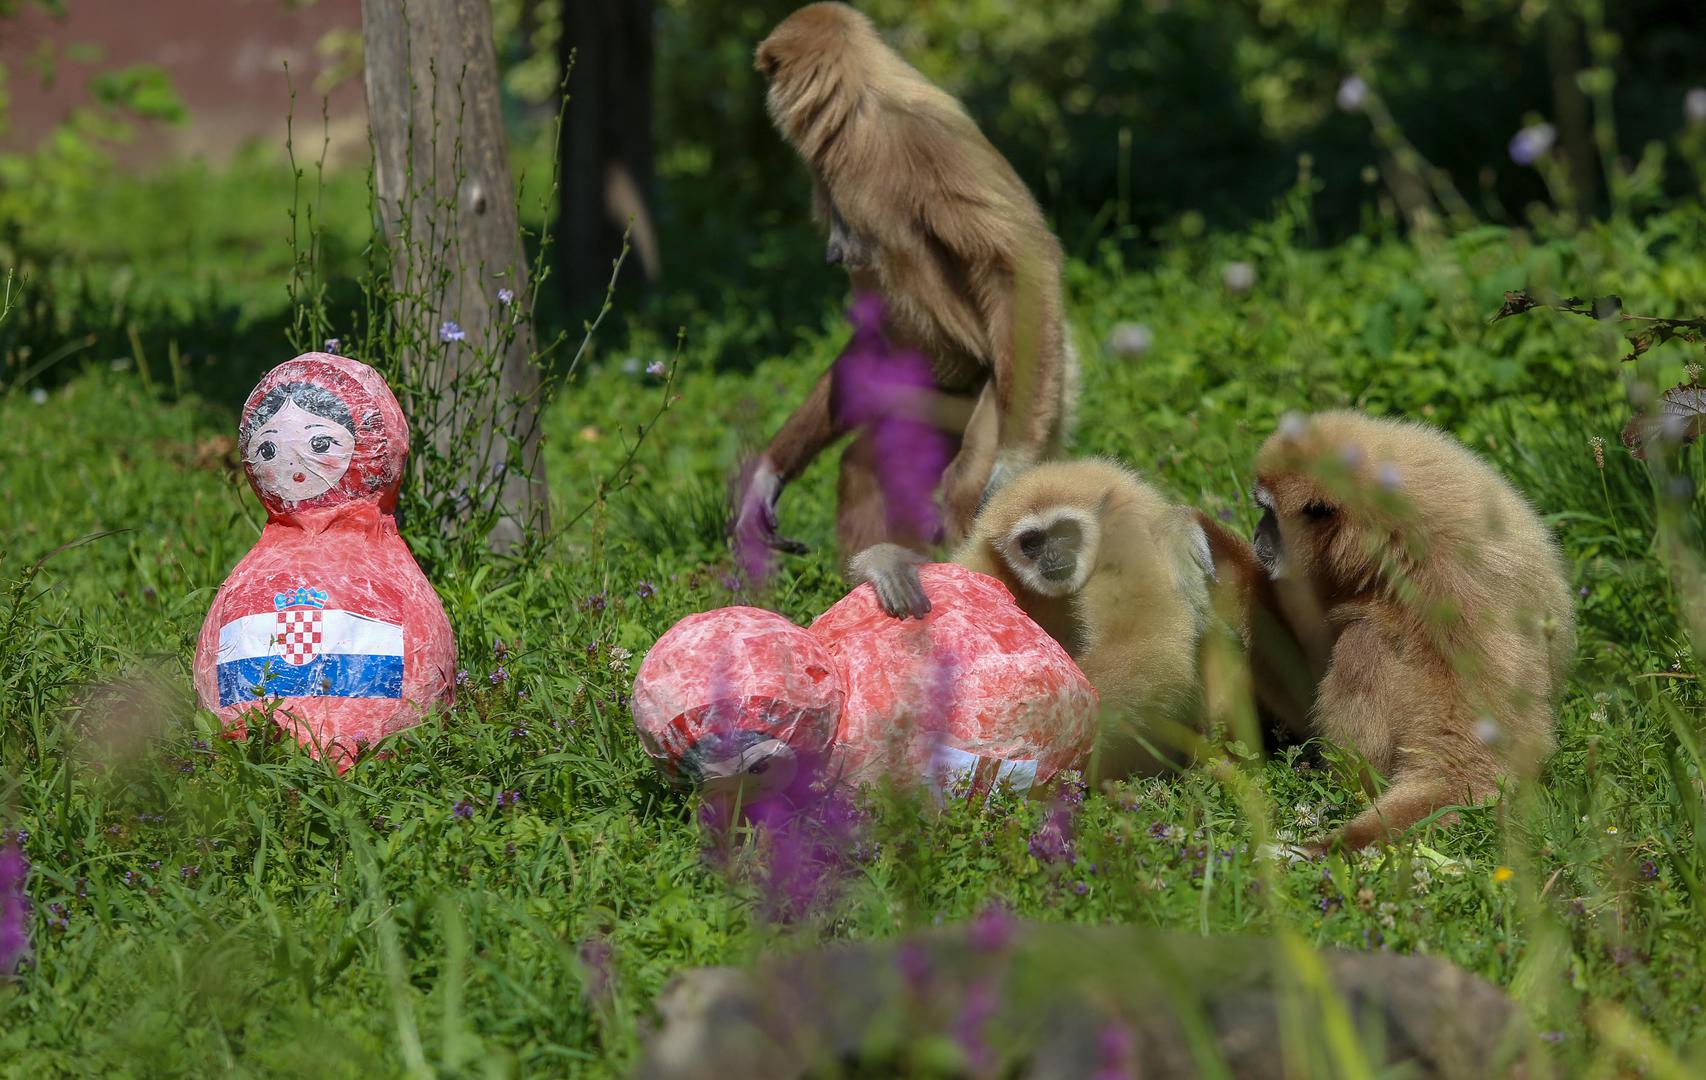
[[246, 398, 356, 502]]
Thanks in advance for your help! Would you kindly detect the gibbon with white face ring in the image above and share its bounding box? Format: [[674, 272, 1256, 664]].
[[1247, 410, 1577, 855], [850, 459, 1218, 782]]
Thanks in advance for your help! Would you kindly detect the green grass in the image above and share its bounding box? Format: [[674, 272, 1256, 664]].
[[4, 188, 1706, 1076]]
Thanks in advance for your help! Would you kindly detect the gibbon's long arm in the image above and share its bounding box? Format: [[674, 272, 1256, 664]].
[[735, 365, 847, 554]]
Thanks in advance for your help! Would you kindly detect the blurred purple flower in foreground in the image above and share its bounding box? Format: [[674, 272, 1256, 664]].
[[645, 359, 667, 377], [952, 977, 1000, 1076], [968, 902, 1015, 953], [1508, 123, 1556, 166], [439, 321, 466, 343], [831, 292, 954, 548], [0, 839, 29, 977], [1092, 1019, 1138, 1080], [1336, 75, 1369, 112], [497, 288, 515, 307], [1687, 88, 1706, 125]]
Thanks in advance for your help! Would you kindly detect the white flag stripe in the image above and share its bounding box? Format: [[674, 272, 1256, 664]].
[[217, 609, 404, 662]]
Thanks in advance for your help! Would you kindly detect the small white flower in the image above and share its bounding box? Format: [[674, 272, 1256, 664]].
[[1222, 261, 1257, 293], [497, 288, 515, 306], [645, 360, 667, 378], [1473, 717, 1501, 744], [1377, 462, 1402, 491], [29, 387, 48, 405], [620, 356, 642, 375], [1606, 825, 1619, 835], [1509, 123, 1557, 166], [1106, 322, 1154, 359], [1278, 412, 1307, 440], [1687, 87, 1706, 125], [1336, 75, 1369, 112], [1339, 444, 1366, 469]]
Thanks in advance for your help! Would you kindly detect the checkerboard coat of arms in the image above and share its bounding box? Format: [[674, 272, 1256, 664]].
[[191, 353, 457, 772], [275, 586, 328, 666]]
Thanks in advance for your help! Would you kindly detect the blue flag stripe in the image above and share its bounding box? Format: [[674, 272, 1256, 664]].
[[216, 654, 405, 707]]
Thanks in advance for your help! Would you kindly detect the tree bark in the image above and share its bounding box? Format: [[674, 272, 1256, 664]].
[[361, 0, 548, 551], [560, 0, 657, 311]]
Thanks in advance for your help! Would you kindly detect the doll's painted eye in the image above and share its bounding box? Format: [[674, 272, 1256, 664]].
[[257, 441, 277, 461], [310, 435, 334, 454]]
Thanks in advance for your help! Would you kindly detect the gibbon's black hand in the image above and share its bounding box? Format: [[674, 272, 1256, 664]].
[[848, 544, 931, 619], [735, 459, 809, 556]]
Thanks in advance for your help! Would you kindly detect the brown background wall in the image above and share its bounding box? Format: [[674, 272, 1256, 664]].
[[0, 0, 369, 168]]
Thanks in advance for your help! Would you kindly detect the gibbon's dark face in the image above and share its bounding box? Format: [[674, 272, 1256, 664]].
[[999, 508, 1099, 597], [1252, 481, 1343, 584]]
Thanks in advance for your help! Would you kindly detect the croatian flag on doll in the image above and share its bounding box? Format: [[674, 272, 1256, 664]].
[[193, 352, 456, 771], [213, 584, 406, 707]]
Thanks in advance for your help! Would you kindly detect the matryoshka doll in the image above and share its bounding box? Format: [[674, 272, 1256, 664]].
[[193, 353, 456, 770]]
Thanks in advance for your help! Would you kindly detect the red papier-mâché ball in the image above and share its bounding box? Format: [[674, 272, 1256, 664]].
[[809, 564, 1098, 798], [631, 607, 842, 799]]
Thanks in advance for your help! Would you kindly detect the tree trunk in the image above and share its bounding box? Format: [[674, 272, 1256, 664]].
[[560, 0, 658, 311], [361, 0, 547, 552]]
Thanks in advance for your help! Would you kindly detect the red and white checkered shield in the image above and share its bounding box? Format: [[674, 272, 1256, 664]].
[[275, 608, 324, 666]]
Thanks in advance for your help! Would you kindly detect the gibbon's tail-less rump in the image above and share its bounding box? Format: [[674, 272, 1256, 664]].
[[850, 459, 1219, 783], [1245, 410, 1576, 854], [736, 2, 1079, 572]]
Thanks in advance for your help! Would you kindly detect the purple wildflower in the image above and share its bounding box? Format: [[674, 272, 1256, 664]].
[[1072, 880, 1090, 896], [1539, 1031, 1566, 1044], [1640, 859, 1659, 880], [951, 978, 1000, 1076], [489, 667, 508, 686], [497, 288, 515, 306], [830, 293, 954, 548], [635, 580, 656, 599], [1509, 123, 1556, 166], [582, 591, 608, 613], [439, 321, 466, 343], [719, 573, 741, 593], [46, 902, 67, 931], [455, 669, 470, 688], [0, 841, 29, 976], [180, 865, 200, 881], [1028, 802, 1076, 865], [453, 800, 474, 820], [493, 638, 509, 661], [497, 790, 522, 808], [645, 359, 666, 377], [322, 338, 342, 354]]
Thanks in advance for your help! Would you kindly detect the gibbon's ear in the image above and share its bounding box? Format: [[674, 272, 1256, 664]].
[[1096, 487, 1117, 520]]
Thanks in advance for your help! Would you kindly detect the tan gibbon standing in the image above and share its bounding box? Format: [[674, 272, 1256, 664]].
[[851, 459, 1218, 782], [1221, 410, 1577, 854], [736, 2, 1079, 569]]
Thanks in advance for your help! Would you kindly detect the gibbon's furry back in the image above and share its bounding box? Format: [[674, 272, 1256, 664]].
[[754, 2, 1073, 454], [1248, 409, 1577, 852]]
